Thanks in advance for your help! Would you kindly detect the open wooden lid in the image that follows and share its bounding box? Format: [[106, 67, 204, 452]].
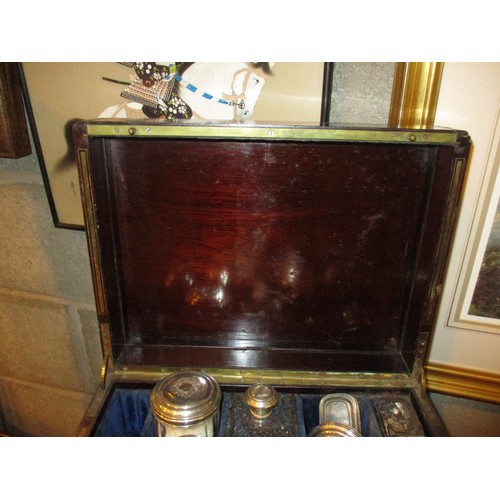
[[74, 121, 470, 383]]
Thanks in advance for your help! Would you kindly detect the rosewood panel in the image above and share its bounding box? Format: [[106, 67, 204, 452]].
[[0, 63, 31, 158], [87, 136, 448, 373]]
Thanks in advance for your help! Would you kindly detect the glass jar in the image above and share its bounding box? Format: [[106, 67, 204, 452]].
[[150, 371, 222, 437]]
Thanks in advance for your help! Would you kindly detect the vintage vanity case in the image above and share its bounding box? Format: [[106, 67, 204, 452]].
[[73, 120, 471, 437]]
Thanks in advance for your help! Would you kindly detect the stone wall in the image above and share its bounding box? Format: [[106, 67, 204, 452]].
[[330, 62, 395, 126], [0, 130, 101, 436]]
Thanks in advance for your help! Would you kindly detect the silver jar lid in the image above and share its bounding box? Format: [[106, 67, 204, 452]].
[[319, 393, 361, 433], [245, 384, 279, 419], [309, 422, 362, 437], [150, 372, 221, 426]]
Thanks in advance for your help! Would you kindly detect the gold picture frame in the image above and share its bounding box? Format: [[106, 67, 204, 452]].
[[389, 62, 444, 129]]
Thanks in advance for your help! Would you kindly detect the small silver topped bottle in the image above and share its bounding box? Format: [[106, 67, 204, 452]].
[[245, 384, 279, 419]]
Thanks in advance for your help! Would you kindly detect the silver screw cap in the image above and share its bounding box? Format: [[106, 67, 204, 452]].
[[245, 384, 279, 419]]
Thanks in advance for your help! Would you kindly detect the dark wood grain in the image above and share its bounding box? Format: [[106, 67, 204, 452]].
[[81, 131, 469, 373], [0, 63, 31, 158]]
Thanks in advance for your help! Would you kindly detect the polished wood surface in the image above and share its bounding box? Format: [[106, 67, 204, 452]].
[[82, 130, 469, 373], [0, 63, 31, 158]]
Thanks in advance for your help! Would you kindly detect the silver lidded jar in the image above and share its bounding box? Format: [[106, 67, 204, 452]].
[[150, 371, 222, 437], [309, 422, 362, 437], [309, 393, 362, 437]]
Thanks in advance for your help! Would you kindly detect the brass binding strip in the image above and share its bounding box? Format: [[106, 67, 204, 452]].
[[78, 149, 114, 374], [423, 157, 468, 325], [112, 365, 413, 389], [100, 353, 111, 390], [425, 362, 500, 404], [86, 123, 459, 145], [78, 149, 107, 316]]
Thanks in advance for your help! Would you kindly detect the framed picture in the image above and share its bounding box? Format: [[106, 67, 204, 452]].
[[20, 62, 333, 229], [446, 106, 500, 334]]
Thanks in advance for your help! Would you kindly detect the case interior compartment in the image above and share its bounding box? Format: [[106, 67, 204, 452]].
[[91, 385, 429, 437], [73, 122, 471, 437], [80, 129, 468, 374]]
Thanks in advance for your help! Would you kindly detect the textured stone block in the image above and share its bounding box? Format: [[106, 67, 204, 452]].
[[0, 295, 86, 392], [0, 149, 42, 180], [1, 378, 91, 436], [78, 307, 102, 389], [0, 183, 95, 303], [330, 62, 395, 126]]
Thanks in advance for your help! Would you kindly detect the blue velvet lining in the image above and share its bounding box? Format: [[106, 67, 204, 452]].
[[92, 387, 421, 437], [93, 388, 155, 437]]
